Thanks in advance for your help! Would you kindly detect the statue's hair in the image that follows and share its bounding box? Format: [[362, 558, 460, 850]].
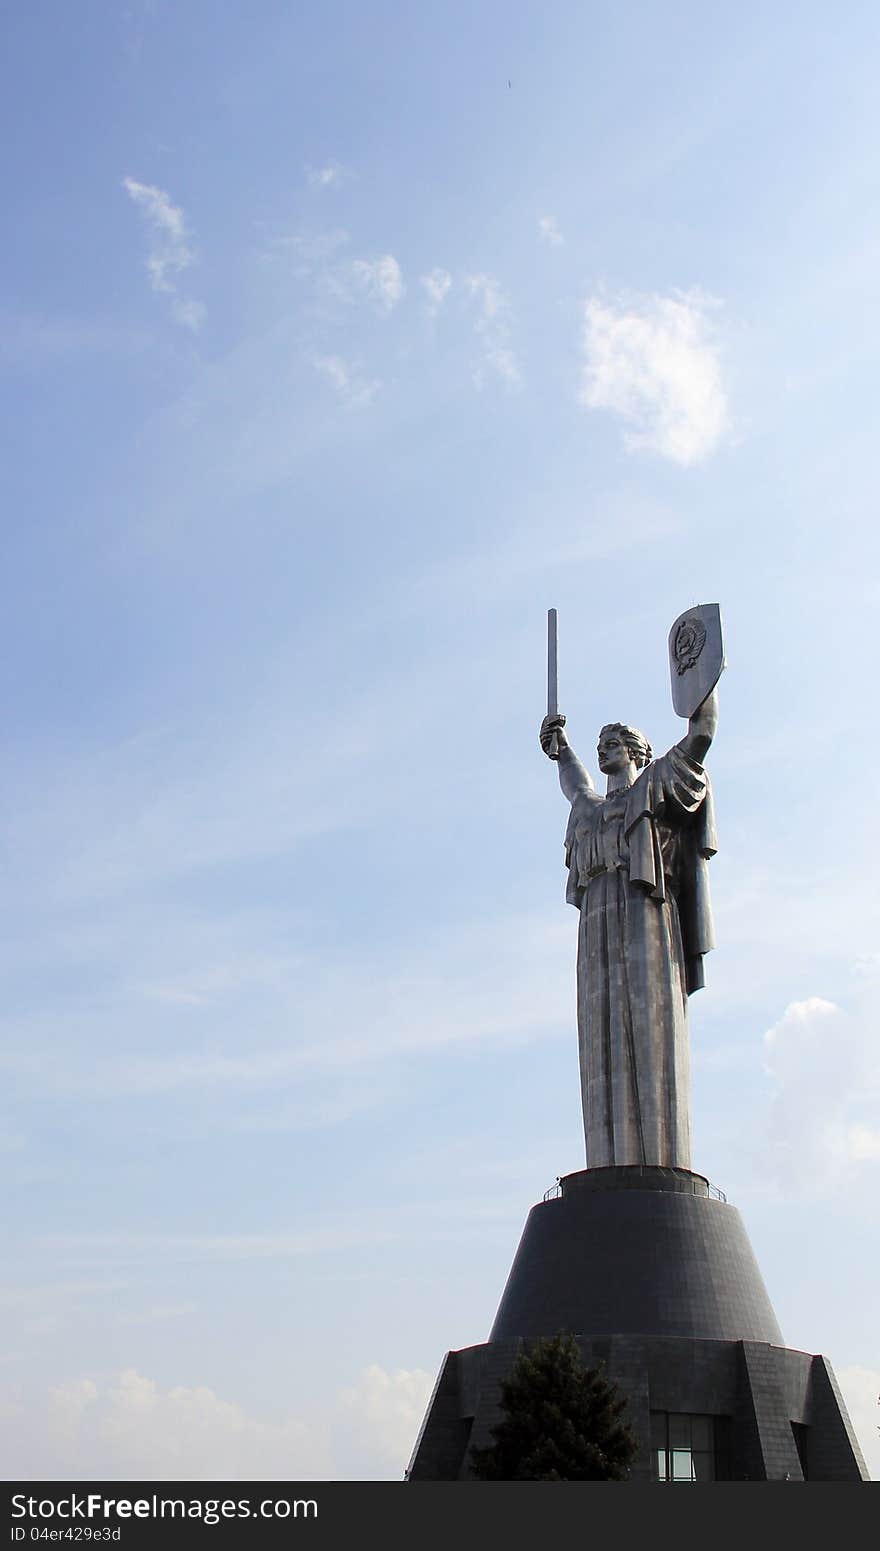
[[599, 722, 653, 769]]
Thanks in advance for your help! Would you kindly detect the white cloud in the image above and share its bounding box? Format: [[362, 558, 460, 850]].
[[122, 177, 193, 292], [761, 990, 880, 1191], [580, 289, 728, 465], [421, 267, 452, 313], [25, 1367, 326, 1479], [321, 252, 402, 312], [837, 1366, 878, 1479], [762, 994, 841, 1065], [339, 1366, 433, 1479], [538, 214, 563, 246], [465, 273, 522, 390], [345, 254, 403, 313], [307, 161, 345, 188], [123, 177, 204, 329], [48, 1378, 99, 1433], [0, 1364, 432, 1480], [313, 354, 380, 407]]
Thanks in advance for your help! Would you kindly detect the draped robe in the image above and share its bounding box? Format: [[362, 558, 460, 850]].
[[562, 744, 717, 1169]]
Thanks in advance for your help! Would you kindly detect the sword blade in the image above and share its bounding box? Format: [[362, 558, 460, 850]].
[[547, 608, 558, 719]]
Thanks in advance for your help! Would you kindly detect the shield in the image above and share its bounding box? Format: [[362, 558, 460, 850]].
[[668, 603, 725, 719]]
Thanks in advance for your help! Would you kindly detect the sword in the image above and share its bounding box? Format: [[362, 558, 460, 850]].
[[547, 608, 558, 758]]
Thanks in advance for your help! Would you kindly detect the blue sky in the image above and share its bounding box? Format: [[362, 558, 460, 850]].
[[1, 1, 878, 1478]]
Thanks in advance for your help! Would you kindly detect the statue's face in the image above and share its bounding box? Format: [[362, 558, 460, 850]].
[[597, 731, 632, 774]]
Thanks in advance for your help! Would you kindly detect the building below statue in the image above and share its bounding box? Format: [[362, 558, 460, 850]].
[[407, 1168, 868, 1481]]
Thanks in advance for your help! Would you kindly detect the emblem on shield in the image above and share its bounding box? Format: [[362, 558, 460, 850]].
[[672, 615, 707, 675], [668, 603, 725, 719]]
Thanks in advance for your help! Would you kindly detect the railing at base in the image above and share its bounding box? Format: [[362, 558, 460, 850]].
[[542, 1173, 728, 1202]]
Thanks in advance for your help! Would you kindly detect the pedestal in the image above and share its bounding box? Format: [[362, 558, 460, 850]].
[[407, 1168, 868, 1481]]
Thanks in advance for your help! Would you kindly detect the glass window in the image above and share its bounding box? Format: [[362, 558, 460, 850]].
[[650, 1412, 723, 1484], [672, 1449, 695, 1481]]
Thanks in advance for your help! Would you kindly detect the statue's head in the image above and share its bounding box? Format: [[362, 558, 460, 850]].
[[597, 723, 653, 775]]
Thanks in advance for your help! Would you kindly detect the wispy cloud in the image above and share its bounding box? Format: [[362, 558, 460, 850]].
[[0, 908, 570, 1110], [313, 354, 380, 406], [122, 178, 192, 291], [40, 1227, 397, 1262], [1, 632, 487, 914], [538, 214, 563, 246], [580, 289, 728, 465], [323, 253, 403, 314], [420, 267, 452, 314], [464, 273, 522, 390], [122, 177, 204, 330], [307, 161, 346, 189], [348, 254, 404, 313]]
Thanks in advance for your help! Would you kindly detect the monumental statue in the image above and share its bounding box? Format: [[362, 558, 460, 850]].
[[409, 601, 868, 1482], [538, 605, 724, 1171]]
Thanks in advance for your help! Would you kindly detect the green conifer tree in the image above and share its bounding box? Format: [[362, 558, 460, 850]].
[[469, 1333, 638, 1481]]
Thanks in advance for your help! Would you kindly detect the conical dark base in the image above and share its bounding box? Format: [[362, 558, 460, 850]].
[[408, 1169, 868, 1482]]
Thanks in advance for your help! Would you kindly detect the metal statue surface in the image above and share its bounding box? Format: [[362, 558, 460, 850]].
[[540, 607, 724, 1170], [668, 603, 725, 720]]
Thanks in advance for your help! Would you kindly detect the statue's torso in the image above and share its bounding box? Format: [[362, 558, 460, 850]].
[[569, 767, 684, 894]]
